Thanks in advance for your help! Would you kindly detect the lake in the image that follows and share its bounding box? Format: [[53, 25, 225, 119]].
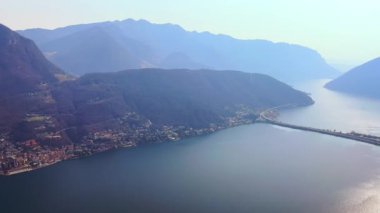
[[1, 80, 380, 213]]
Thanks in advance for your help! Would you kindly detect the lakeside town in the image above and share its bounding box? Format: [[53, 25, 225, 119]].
[[0, 108, 259, 176]]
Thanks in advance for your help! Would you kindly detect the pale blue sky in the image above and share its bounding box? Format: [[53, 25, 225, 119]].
[[1, 0, 380, 66]]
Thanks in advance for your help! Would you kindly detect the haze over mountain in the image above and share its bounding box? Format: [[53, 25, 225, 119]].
[[18, 19, 338, 83], [0, 23, 313, 148], [325, 57, 380, 99]]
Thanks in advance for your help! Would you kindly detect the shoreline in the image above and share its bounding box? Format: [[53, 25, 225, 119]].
[[0, 106, 306, 177], [0, 105, 313, 177], [1, 161, 62, 176], [0, 121, 255, 176], [0, 144, 141, 176]]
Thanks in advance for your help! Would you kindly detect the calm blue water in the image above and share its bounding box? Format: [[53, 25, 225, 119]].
[[281, 79, 380, 136], [1, 80, 380, 213]]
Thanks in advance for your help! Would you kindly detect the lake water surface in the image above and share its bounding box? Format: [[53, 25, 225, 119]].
[[1, 80, 380, 213]]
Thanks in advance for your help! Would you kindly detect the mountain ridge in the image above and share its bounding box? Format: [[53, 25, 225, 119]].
[[18, 19, 339, 82]]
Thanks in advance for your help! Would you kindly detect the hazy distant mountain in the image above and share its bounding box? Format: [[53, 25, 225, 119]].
[[30, 25, 155, 75], [159, 52, 206, 69], [325, 57, 380, 98], [19, 19, 338, 82], [0, 23, 313, 148]]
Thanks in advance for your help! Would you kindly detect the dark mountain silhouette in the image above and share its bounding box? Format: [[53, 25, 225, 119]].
[[325, 57, 380, 99], [19, 19, 338, 82], [54, 69, 313, 136], [0, 24, 69, 141], [0, 24, 63, 94]]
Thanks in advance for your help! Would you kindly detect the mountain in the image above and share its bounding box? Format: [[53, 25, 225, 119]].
[[0, 24, 64, 94], [325, 57, 380, 98], [0, 23, 313, 173], [0, 24, 71, 144], [53, 69, 313, 138], [0, 23, 313, 144], [18, 19, 338, 82], [34, 26, 155, 75]]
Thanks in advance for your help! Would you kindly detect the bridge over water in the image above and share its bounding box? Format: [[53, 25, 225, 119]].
[[258, 107, 380, 146]]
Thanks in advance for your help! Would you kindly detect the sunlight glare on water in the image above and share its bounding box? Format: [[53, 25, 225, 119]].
[[280, 79, 380, 213]]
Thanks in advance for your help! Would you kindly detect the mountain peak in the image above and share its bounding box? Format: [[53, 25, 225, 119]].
[[0, 23, 64, 94], [0, 23, 20, 46]]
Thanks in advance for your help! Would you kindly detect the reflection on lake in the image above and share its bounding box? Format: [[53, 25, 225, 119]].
[[283, 79, 380, 213]]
